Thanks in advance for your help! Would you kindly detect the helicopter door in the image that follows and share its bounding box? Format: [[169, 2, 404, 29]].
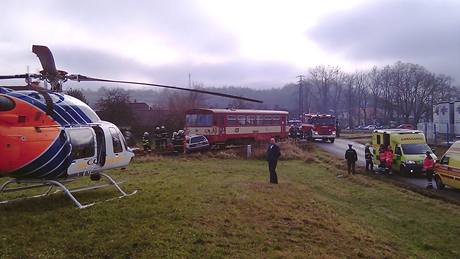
[[93, 126, 106, 167], [66, 127, 97, 176], [104, 127, 131, 169]]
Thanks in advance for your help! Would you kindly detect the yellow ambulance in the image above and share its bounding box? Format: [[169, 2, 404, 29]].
[[434, 141, 460, 190], [371, 129, 436, 175]]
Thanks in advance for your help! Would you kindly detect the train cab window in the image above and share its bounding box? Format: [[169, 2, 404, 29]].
[[273, 115, 280, 124], [238, 115, 246, 126], [376, 135, 381, 145], [227, 115, 237, 126], [109, 127, 123, 153], [186, 114, 213, 126], [68, 128, 95, 159]]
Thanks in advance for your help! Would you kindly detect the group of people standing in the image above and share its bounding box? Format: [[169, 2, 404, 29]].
[[142, 126, 181, 152], [345, 143, 436, 189]]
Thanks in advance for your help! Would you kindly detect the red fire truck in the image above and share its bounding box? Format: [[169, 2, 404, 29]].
[[300, 113, 337, 143], [185, 108, 289, 146]]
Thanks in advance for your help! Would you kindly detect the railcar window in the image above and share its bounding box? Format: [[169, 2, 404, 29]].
[[109, 127, 123, 153], [238, 115, 246, 125], [227, 115, 238, 126], [247, 115, 256, 125], [264, 115, 272, 125], [256, 115, 264, 125], [273, 115, 280, 121], [68, 128, 95, 159]]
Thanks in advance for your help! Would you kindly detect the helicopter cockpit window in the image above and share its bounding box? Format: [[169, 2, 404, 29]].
[[78, 105, 101, 122], [0, 96, 15, 111], [68, 128, 95, 160], [109, 127, 123, 153]]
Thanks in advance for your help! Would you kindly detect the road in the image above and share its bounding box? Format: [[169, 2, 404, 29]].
[[315, 138, 460, 201]]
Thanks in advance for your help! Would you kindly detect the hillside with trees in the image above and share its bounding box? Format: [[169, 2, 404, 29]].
[[79, 61, 459, 129]]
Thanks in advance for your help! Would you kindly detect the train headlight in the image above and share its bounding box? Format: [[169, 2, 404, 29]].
[[332, 131, 336, 135], [405, 160, 416, 165], [313, 131, 318, 135]]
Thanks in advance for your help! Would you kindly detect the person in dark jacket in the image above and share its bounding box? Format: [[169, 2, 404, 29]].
[[364, 144, 373, 172], [345, 144, 358, 175], [266, 138, 281, 184]]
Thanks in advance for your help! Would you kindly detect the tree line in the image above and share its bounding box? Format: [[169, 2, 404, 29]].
[[303, 62, 458, 128], [68, 61, 458, 132]]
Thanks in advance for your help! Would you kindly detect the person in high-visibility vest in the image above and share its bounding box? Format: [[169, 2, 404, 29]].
[[384, 146, 394, 175], [423, 151, 435, 189], [142, 132, 151, 152]]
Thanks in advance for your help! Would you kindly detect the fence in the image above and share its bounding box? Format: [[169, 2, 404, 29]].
[[417, 122, 458, 146]]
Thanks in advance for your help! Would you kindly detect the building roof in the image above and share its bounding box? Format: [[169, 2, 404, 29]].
[[129, 102, 150, 110]]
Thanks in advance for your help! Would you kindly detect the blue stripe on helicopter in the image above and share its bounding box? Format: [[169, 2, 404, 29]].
[[50, 92, 92, 124], [11, 132, 69, 178], [7, 92, 79, 126], [69, 105, 92, 123], [26, 144, 72, 179], [7, 92, 69, 125]]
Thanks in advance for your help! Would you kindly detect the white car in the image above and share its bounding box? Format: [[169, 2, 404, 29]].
[[364, 125, 377, 131], [185, 135, 210, 153]]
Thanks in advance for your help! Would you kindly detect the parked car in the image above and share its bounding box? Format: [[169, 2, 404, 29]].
[[397, 124, 415, 130], [185, 135, 210, 153], [361, 125, 377, 131]]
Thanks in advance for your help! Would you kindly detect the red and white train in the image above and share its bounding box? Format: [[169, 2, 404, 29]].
[[185, 108, 289, 146]]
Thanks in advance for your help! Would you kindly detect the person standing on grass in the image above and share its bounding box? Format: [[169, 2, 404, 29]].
[[423, 151, 435, 189], [266, 138, 281, 184], [365, 143, 374, 172], [345, 144, 358, 175]]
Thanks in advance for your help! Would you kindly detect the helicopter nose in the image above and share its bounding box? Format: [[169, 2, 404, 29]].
[[0, 95, 60, 175]]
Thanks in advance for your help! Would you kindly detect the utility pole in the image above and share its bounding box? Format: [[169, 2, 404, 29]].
[[297, 75, 305, 119], [188, 73, 191, 88]]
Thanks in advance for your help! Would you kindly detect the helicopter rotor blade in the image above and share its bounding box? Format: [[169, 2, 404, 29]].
[[67, 74, 263, 103], [32, 45, 58, 79], [0, 74, 30, 80]]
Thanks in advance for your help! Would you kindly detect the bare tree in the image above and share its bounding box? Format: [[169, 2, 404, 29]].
[[96, 88, 134, 126]]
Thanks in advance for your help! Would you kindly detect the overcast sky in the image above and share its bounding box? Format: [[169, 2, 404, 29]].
[[0, 0, 459, 89]]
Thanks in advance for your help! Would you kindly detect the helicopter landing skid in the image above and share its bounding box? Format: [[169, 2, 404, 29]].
[[0, 173, 137, 209]]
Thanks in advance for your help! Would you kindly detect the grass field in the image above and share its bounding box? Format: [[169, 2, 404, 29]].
[[1, 148, 460, 258]]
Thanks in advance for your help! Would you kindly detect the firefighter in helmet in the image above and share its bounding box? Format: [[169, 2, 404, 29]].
[[160, 125, 168, 150], [154, 126, 161, 151], [142, 132, 151, 153]]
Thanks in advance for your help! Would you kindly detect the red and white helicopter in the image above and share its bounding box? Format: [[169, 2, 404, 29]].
[[0, 45, 261, 208]]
